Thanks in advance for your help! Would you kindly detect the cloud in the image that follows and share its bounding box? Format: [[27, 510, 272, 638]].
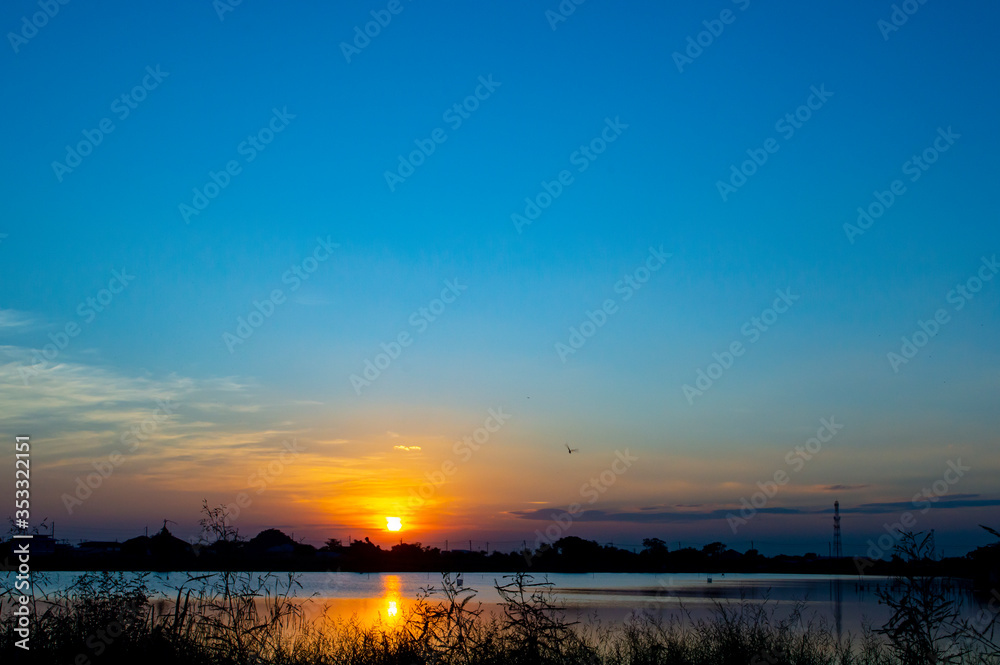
[[0, 309, 36, 331], [0, 347, 322, 479], [823, 484, 870, 491], [0, 345, 419, 541], [0, 348, 252, 433], [393, 445, 421, 452], [845, 494, 1000, 514], [511, 507, 735, 524], [510, 494, 1000, 524]]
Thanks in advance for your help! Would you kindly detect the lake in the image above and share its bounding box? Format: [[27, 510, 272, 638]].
[[7, 571, 991, 638]]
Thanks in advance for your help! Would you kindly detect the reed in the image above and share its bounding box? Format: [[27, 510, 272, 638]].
[[2, 527, 998, 664]]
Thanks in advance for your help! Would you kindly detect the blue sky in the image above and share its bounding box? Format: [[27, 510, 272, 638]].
[[1, 0, 998, 555]]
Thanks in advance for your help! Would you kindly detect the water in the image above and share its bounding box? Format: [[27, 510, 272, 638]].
[[5, 571, 989, 637]]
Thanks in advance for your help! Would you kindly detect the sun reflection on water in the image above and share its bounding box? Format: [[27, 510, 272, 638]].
[[382, 574, 402, 623]]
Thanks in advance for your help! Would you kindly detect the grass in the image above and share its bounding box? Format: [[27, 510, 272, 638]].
[[2, 528, 998, 664], [1, 569, 998, 665]]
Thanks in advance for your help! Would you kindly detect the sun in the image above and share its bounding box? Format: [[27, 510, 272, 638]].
[[385, 516, 402, 532]]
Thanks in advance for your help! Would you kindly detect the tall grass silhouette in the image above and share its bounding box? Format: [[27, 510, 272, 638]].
[[2, 526, 998, 664]]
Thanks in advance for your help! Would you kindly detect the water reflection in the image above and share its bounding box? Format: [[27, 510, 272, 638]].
[[8, 571, 992, 636], [382, 574, 402, 623], [830, 577, 843, 642]]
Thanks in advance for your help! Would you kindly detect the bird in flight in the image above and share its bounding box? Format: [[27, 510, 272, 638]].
[[565, 442, 579, 454]]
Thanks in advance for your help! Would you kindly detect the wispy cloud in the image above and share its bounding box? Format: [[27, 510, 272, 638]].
[[846, 494, 998, 513], [511, 494, 1000, 524], [0, 348, 251, 434], [0, 347, 382, 534], [0, 309, 36, 331]]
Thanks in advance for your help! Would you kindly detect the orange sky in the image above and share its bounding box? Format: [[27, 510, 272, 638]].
[[3, 356, 998, 555]]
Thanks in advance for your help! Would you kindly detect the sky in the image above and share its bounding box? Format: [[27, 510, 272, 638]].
[[1, 1, 998, 557]]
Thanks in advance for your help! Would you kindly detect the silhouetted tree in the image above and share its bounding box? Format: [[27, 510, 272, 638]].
[[248, 528, 295, 549], [642, 538, 668, 554]]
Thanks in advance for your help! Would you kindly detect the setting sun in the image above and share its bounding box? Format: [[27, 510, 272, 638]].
[[385, 516, 402, 532]]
